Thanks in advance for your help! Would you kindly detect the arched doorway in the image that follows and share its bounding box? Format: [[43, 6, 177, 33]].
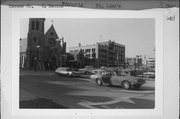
[[30, 55, 37, 70]]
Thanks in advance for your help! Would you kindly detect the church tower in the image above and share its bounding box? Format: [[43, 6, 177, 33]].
[[26, 18, 45, 70]]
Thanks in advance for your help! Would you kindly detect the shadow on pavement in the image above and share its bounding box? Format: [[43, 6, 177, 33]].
[[107, 85, 155, 91], [20, 98, 68, 109], [138, 86, 155, 91]]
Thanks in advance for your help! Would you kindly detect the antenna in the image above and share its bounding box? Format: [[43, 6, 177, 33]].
[[51, 20, 54, 25], [99, 35, 102, 40]]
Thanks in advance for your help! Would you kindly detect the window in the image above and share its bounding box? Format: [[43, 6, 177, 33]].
[[50, 32, 54, 35], [32, 21, 35, 30], [92, 53, 96, 58], [86, 54, 90, 57], [92, 48, 95, 52], [36, 21, 39, 30], [33, 37, 37, 43], [85, 49, 90, 52], [48, 38, 55, 47], [101, 72, 107, 75]]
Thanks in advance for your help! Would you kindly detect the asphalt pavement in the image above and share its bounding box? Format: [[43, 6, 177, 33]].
[[20, 70, 155, 109]]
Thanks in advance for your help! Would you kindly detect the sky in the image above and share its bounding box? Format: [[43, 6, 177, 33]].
[[20, 18, 155, 58]]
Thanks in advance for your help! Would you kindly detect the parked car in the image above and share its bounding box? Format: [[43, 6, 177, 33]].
[[91, 69, 102, 74], [90, 69, 106, 79], [92, 70, 146, 90], [129, 70, 145, 77], [143, 72, 155, 78], [55, 67, 80, 77], [79, 66, 95, 74]]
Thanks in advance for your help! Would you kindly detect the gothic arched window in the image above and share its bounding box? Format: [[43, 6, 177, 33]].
[[36, 21, 39, 30], [50, 32, 54, 35], [33, 36, 37, 43], [32, 21, 35, 30]]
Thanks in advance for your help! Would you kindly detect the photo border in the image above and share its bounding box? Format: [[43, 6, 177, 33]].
[[13, 8, 163, 116], [2, 7, 169, 119]]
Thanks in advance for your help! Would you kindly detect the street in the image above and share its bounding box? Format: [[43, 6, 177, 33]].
[[20, 70, 155, 109]]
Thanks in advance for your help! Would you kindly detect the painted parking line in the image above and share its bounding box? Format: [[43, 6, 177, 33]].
[[78, 97, 135, 109]]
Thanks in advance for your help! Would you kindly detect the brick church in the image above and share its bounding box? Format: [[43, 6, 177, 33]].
[[25, 18, 66, 70]]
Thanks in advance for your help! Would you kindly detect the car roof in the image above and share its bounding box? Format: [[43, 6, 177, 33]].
[[57, 67, 69, 69]]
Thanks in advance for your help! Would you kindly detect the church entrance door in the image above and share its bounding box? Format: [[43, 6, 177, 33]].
[[30, 55, 37, 70], [50, 56, 57, 70]]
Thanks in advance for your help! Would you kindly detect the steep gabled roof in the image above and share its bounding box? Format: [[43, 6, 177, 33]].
[[70, 50, 85, 57], [70, 50, 81, 57], [44, 24, 59, 39]]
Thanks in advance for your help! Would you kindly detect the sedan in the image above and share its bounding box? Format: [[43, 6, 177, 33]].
[[143, 72, 155, 78], [92, 71, 146, 90], [79, 66, 95, 74], [55, 67, 80, 77]]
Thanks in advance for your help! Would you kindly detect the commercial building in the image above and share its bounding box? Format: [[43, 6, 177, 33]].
[[125, 58, 136, 66], [69, 40, 125, 67], [146, 57, 155, 70], [69, 43, 108, 67], [125, 55, 143, 70], [98, 40, 125, 67]]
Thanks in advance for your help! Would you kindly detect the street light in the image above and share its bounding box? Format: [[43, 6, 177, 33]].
[[35, 45, 40, 71], [36, 45, 40, 48], [20, 38, 22, 69]]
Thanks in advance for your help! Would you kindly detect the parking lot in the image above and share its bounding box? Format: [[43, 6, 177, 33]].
[[20, 70, 155, 109]]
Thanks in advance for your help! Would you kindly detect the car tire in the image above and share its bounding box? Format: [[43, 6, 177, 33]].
[[66, 73, 69, 77], [134, 85, 141, 89], [121, 81, 131, 90], [108, 84, 112, 87], [96, 79, 103, 86]]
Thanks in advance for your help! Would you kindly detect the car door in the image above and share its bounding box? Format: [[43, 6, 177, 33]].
[[114, 76, 123, 85], [110, 72, 123, 85], [110, 75, 120, 85], [101, 72, 111, 84]]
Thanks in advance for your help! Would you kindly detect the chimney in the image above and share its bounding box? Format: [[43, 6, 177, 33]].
[[62, 37, 64, 44]]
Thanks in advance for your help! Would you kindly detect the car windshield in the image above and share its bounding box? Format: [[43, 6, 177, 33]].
[[120, 71, 129, 76]]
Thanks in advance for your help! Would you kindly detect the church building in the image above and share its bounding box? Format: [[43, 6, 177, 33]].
[[25, 18, 66, 70]]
